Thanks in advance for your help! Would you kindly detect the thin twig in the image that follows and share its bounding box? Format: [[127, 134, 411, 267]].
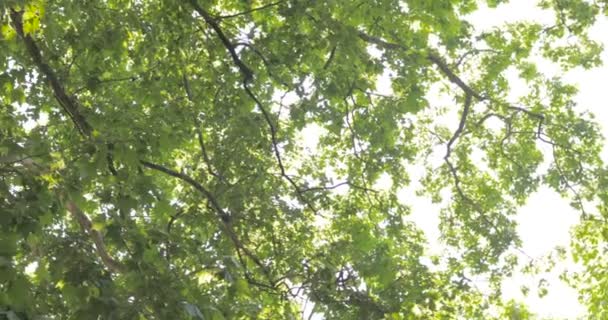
[[216, 0, 286, 20], [182, 73, 224, 181]]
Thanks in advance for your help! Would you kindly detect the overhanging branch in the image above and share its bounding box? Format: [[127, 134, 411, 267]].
[[139, 160, 230, 222], [10, 9, 92, 137], [5, 152, 126, 273], [65, 200, 125, 273], [358, 31, 486, 101], [188, 0, 254, 82], [187, 1, 320, 214]]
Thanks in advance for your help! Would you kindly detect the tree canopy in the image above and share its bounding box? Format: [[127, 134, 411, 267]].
[[2, 0, 608, 319]]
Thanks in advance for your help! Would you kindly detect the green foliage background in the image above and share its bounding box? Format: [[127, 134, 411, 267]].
[[1, 0, 608, 319]]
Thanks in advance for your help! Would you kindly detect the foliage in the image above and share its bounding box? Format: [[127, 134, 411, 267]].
[[1, 0, 607, 319]]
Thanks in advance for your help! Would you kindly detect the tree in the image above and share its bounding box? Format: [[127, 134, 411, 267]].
[[1, 0, 607, 318]]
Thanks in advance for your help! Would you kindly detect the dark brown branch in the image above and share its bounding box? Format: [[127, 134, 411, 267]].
[[140, 160, 230, 222], [189, 0, 299, 209], [358, 31, 508, 240], [553, 0, 575, 34], [166, 209, 185, 235], [233, 244, 278, 292], [243, 82, 318, 214], [10, 10, 127, 273], [228, 228, 275, 287], [301, 181, 378, 194], [497, 120, 528, 174], [427, 55, 485, 101], [445, 93, 473, 157], [0, 152, 50, 166], [65, 50, 82, 78], [188, 0, 253, 82], [473, 112, 507, 128], [441, 93, 502, 236], [73, 75, 138, 95], [343, 88, 364, 160], [8, 153, 125, 273], [357, 31, 485, 101], [357, 32, 403, 51], [10, 9, 92, 137], [504, 104, 588, 217], [196, 125, 221, 179], [358, 26, 582, 263], [323, 45, 337, 70], [234, 42, 289, 87], [443, 154, 502, 237], [455, 48, 500, 68], [507, 105, 545, 120], [140, 160, 274, 283], [106, 143, 118, 176], [242, 84, 289, 177]]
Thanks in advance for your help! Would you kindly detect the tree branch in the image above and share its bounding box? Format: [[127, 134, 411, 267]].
[[188, 0, 254, 82], [182, 73, 225, 181], [10, 9, 92, 137], [188, 2, 324, 213], [300, 181, 378, 194], [357, 31, 485, 101], [140, 160, 230, 222], [65, 200, 125, 273], [445, 94, 473, 158], [6, 152, 125, 273], [140, 160, 275, 284], [216, 0, 286, 20], [243, 82, 319, 215]]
